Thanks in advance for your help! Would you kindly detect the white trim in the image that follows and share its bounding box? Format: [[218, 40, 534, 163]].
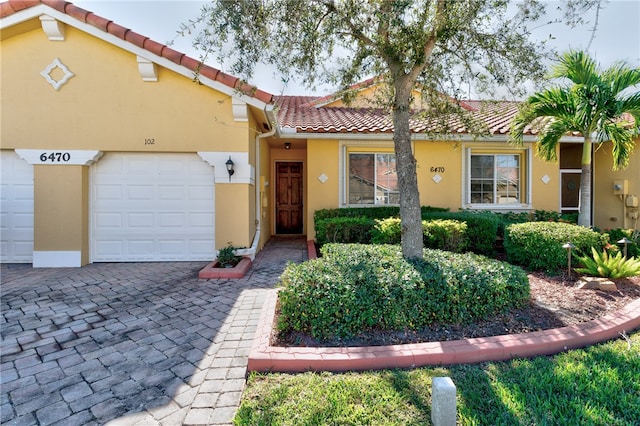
[[15, 149, 103, 165], [33, 251, 82, 268], [560, 169, 582, 212], [461, 146, 532, 210], [40, 58, 74, 90], [39, 15, 65, 40], [232, 99, 249, 122], [136, 56, 158, 82]]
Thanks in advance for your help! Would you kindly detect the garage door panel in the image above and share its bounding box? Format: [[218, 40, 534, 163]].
[[95, 184, 123, 200], [1, 151, 34, 263], [128, 213, 154, 228], [160, 186, 186, 200], [191, 213, 214, 227], [128, 185, 154, 200], [92, 153, 215, 262], [128, 240, 155, 258], [159, 213, 185, 227]]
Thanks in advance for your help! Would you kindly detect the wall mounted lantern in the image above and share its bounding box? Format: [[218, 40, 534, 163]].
[[225, 156, 235, 181], [284, 142, 291, 150]]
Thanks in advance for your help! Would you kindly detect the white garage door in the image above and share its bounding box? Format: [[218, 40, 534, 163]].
[[0, 150, 34, 263], [91, 153, 215, 262]]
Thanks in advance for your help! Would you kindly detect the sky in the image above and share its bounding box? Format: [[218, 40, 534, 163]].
[[77, 0, 640, 97]]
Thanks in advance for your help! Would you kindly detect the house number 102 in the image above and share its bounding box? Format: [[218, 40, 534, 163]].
[[145, 138, 155, 145]]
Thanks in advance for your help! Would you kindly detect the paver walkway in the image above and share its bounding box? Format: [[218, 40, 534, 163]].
[[1, 237, 307, 426]]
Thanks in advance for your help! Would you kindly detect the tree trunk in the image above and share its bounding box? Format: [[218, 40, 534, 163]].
[[578, 136, 592, 227], [393, 78, 423, 259]]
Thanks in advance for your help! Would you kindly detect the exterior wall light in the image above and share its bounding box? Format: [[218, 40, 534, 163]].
[[284, 142, 291, 150], [225, 156, 235, 181]]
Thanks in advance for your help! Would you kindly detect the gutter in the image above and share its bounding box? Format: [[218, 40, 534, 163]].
[[237, 106, 277, 260]]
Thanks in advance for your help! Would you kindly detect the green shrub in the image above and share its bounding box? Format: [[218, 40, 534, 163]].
[[371, 218, 468, 252], [504, 222, 606, 272], [217, 242, 241, 267], [371, 217, 402, 244], [315, 217, 375, 245], [424, 211, 499, 254], [314, 206, 448, 229], [574, 247, 640, 279], [422, 219, 468, 252], [277, 244, 529, 340]]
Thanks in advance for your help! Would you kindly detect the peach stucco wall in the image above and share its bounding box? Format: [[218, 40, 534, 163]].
[[1, 18, 261, 263], [593, 139, 640, 231]]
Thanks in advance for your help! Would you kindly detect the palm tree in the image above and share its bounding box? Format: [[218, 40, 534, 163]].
[[511, 50, 640, 227]]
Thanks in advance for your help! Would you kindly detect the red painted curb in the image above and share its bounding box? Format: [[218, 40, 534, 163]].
[[198, 257, 252, 279], [248, 291, 640, 373]]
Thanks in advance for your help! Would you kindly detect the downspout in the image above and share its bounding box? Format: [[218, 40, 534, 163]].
[[237, 107, 277, 260]]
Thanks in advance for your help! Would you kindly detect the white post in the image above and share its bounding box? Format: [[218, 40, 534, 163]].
[[431, 377, 456, 426]]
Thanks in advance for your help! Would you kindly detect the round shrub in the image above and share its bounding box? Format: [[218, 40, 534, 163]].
[[504, 222, 607, 272], [371, 217, 468, 252], [277, 243, 530, 341]]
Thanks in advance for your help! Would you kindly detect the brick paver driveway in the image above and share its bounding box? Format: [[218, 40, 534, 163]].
[[1, 238, 306, 425]]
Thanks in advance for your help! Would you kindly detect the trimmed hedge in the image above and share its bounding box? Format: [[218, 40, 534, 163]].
[[423, 211, 499, 255], [371, 217, 468, 252], [315, 217, 375, 245], [277, 243, 530, 340], [314, 206, 448, 223], [504, 222, 607, 272]]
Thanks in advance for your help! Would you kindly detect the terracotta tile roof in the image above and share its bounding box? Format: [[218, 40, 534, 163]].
[[276, 95, 543, 136], [1, 0, 274, 105]]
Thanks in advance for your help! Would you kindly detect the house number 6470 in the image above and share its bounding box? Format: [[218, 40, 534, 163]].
[[40, 152, 71, 162]]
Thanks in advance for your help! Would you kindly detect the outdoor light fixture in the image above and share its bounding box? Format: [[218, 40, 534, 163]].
[[562, 241, 576, 279], [225, 156, 235, 182], [284, 142, 291, 150], [617, 237, 633, 258]]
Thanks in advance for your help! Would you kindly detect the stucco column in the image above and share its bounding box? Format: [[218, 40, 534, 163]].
[[33, 165, 89, 267], [215, 183, 251, 250]]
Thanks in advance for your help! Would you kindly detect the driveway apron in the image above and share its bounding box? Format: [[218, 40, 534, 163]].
[[1, 237, 307, 425]]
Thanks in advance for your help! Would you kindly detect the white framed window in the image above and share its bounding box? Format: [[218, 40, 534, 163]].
[[348, 152, 399, 205], [465, 148, 531, 208]]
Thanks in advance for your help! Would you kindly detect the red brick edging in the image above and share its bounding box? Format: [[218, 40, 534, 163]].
[[248, 290, 640, 373]]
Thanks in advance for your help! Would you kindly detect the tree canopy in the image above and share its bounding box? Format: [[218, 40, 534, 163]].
[[186, 0, 602, 258]]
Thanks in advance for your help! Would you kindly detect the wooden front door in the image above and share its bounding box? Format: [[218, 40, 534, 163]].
[[276, 162, 303, 234]]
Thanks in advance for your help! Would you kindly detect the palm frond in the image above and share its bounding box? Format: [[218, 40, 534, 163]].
[[602, 63, 640, 95], [535, 120, 569, 162], [551, 50, 598, 86], [600, 122, 636, 170]]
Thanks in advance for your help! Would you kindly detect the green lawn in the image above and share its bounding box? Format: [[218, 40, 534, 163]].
[[235, 331, 640, 425]]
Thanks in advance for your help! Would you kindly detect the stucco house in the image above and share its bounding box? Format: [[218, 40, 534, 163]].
[[1, 1, 638, 267]]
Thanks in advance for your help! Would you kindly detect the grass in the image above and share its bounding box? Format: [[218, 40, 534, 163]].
[[235, 331, 640, 425]]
